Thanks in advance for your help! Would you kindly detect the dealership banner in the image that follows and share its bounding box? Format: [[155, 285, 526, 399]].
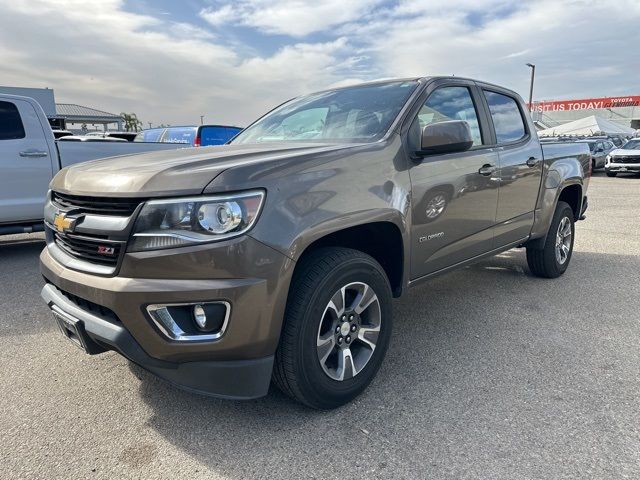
[[530, 96, 640, 112]]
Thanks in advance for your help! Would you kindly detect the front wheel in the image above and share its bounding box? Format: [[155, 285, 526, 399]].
[[273, 247, 393, 409], [526, 201, 575, 278]]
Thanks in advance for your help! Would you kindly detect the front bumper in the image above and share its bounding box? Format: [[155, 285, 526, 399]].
[[606, 162, 640, 172], [41, 283, 273, 399], [40, 235, 295, 399]]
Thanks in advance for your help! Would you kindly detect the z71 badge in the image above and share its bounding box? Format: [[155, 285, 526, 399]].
[[97, 246, 116, 256]]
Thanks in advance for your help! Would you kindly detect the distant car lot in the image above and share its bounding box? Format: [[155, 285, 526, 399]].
[[1, 171, 639, 479]]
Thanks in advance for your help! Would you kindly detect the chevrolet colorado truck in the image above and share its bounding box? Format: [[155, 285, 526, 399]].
[[40, 77, 590, 409], [0, 94, 183, 235]]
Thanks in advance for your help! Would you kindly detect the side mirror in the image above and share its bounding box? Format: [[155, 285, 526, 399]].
[[417, 120, 474, 156], [595, 148, 604, 153]]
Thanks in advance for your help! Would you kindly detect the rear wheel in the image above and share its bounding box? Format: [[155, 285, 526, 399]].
[[273, 247, 393, 409], [526, 201, 575, 278], [606, 170, 617, 177]]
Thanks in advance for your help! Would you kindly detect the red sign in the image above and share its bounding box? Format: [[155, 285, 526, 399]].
[[531, 96, 640, 112]]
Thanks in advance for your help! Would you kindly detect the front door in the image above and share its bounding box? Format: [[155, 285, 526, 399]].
[[408, 84, 500, 279], [0, 98, 53, 224]]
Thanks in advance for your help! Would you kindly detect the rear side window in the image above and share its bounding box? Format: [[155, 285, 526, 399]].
[[162, 127, 196, 145], [0, 101, 26, 140], [199, 126, 242, 146], [484, 91, 527, 143]]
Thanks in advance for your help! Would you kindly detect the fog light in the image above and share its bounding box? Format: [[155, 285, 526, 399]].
[[146, 301, 229, 341], [193, 304, 207, 330]]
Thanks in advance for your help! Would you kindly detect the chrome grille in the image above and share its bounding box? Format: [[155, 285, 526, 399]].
[[612, 156, 640, 165], [53, 231, 122, 267], [47, 191, 143, 273]]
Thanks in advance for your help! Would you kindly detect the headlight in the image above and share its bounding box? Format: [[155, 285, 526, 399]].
[[128, 190, 265, 252], [606, 155, 611, 163]]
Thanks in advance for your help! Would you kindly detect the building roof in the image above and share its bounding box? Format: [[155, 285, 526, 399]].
[[55, 103, 123, 122]]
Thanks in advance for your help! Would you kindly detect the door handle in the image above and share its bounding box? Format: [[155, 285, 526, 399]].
[[478, 164, 495, 176], [19, 150, 48, 158], [526, 157, 539, 167]]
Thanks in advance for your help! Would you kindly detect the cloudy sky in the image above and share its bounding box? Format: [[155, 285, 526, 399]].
[[1, 0, 638, 127]]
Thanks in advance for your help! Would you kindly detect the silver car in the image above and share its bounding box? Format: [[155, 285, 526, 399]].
[[576, 139, 616, 169]]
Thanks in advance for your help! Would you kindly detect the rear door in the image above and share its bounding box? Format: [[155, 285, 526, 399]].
[[407, 80, 500, 278], [0, 99, 53, 223], [480, 88, 543, 247]]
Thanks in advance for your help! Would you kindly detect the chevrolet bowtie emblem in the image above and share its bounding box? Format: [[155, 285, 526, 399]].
[[53, 212, 76, 233]]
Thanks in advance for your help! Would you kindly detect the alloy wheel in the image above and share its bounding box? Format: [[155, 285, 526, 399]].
[[555, 216, 572, 265], [316, 282, 381, 381]]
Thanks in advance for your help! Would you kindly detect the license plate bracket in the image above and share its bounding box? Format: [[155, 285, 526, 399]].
[[52, 309, 104, 354]]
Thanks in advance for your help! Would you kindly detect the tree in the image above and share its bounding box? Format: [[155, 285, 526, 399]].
[[120, 112, 143, 132]]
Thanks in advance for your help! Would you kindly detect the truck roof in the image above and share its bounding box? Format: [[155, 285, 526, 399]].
[[311, 76, 522, 99]]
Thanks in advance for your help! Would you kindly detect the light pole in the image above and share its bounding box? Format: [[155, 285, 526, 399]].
[[200, 115, 204, 125], [148, 122, 152, 129], [526, 63, 536, 111]]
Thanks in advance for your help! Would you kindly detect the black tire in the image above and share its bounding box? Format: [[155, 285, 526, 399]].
[[606, 170, 617, 177], [273, 247, 393, 409], [526, 201, 575, 278]]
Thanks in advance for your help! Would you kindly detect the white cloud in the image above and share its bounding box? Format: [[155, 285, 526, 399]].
[[0, 0, 638, 128], [199, 4, 238, 26], [0, 0, 350, 126], [346, 0, 640, 101], [201, 0, 385, 37]]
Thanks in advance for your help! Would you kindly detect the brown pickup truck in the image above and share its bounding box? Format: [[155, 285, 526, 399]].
[[40, 77, 590, 409]]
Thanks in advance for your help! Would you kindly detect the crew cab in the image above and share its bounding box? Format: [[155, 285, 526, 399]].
[[605, 138, 640, 176], [0, 94, 185, 235], [39, 77, 590, 409]]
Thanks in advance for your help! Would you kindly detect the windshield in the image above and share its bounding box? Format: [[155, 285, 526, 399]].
[[622, 139, 640, 150], [231, 81, 418, 144]]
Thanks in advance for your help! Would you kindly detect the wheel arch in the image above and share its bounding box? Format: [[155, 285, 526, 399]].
[[526, 180, 583, 250], [293, 221, 407, 298]]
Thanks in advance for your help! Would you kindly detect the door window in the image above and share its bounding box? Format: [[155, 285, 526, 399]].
[[161, 127, 197, 144], [414, 86, 483, 146], [0, 101, 26, 140], [484, 91, 527, 143]]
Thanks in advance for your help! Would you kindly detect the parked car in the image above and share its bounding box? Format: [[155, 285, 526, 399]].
[[85, 131, 138, 142], [575, 138, 616, 169], [39, 77, 590, 409], [0, 94, 187, 235], [605, 138, 640, 177], [134, 125, 242, 146]]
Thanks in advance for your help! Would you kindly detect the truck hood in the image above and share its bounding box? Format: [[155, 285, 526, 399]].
[[610, 148, 640, 156], [51, 142, 353, 197]]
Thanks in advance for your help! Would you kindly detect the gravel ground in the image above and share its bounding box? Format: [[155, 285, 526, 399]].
[[1, 172, 639, 479]]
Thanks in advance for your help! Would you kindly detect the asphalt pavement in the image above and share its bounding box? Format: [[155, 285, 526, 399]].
[[1, 172, 639, 479]]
